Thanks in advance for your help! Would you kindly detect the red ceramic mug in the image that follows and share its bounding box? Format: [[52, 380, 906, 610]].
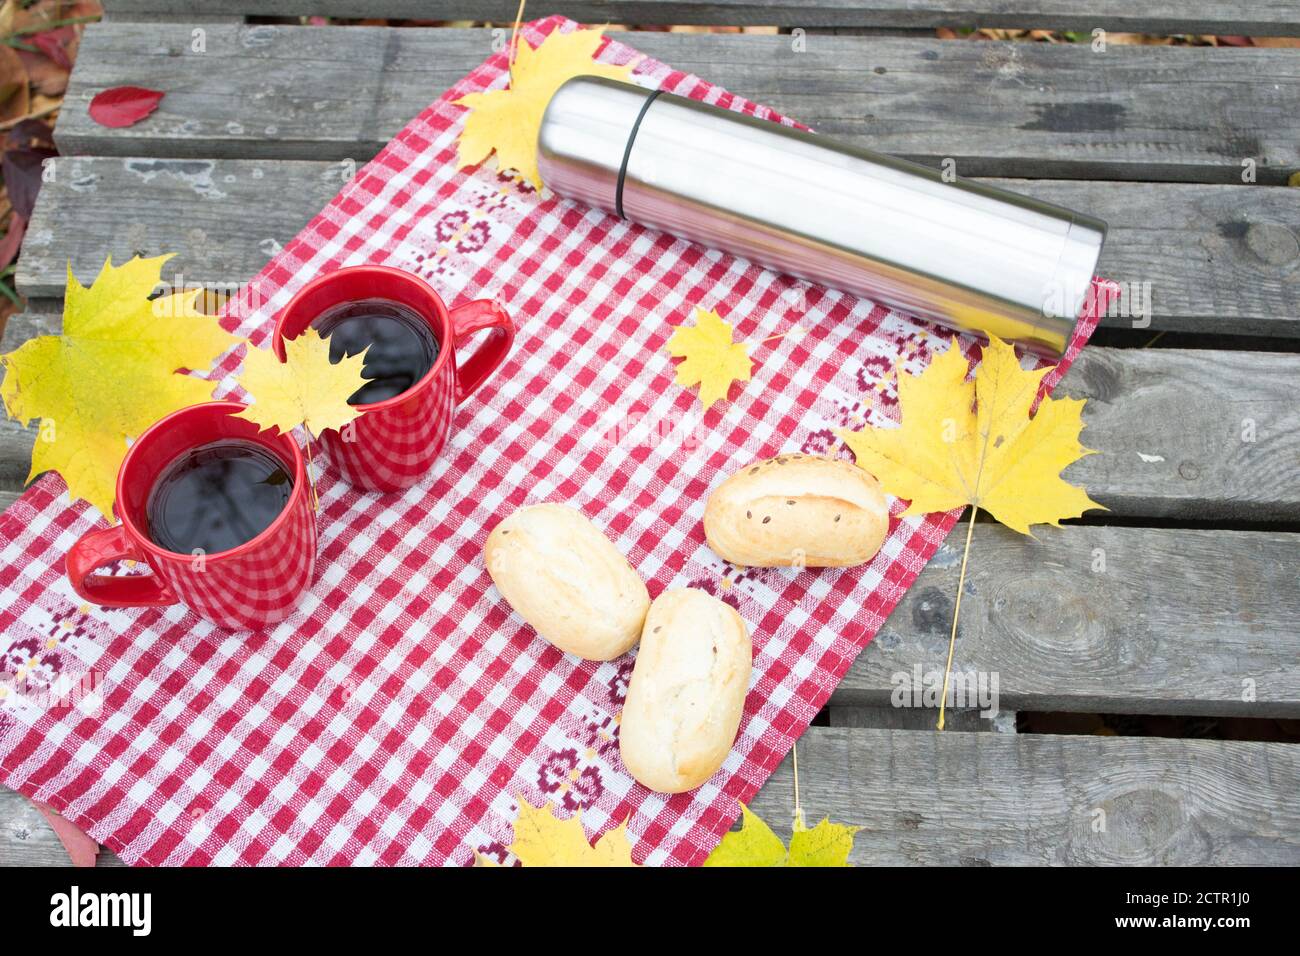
[[271, 265, 515, 492], [66, 401, 317, 631]]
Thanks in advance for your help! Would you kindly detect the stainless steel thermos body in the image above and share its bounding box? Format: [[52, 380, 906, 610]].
[[537, 76, 1106, 357]]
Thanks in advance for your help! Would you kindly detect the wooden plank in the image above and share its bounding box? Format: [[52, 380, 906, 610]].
[[1059, 347, 1300, 521], [1006, 180, 1300, 339], [749, 726, 1300, 864], [55, 23, 1300, 183], [0, 787, 123, 866], [0, 418, 35, 496], [0, 312, 58, 349], [102, 1, 1300, 37], [18, 158, 1300, 336], [831, 521, 1300, 717], [17, 158, 346, 303]]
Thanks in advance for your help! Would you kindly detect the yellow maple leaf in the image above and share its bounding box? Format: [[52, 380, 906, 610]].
[[837, 335, 1103, 535], [480, 796, 637, 867], [704, 804, 861, 867], [786, 812, 863, 867], [0, 254, 242, 517], [234, 328, 369, 438], [664, 307, 753, 410], [453, 27, 636, 190]]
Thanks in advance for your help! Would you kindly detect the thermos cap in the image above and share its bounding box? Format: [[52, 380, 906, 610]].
[[538, 76, 1106, 358], [537, 76, 651, 216]]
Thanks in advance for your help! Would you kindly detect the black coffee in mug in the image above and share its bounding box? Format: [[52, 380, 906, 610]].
[[145, 439, 293, 555], [313, 298, 440, 405]]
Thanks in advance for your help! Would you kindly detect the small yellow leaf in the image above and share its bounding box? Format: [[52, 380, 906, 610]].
[[0, 254, 242, 517], [838, 335, 1103, 535], [504, 797, 637, 867], [453, 28, 636, 190], [704, 803, 862, 866], [235, 328, 369, 438], [703, 804, 787, 867], [787, 814, 862, 867], [664, 307, 753, 409]]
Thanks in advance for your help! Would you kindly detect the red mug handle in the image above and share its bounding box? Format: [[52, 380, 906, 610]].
[[66, 524, 177, 608], [449, 298, 514, 405]]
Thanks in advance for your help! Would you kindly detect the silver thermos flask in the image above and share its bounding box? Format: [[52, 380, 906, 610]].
[[537, 76, 1106, 358]]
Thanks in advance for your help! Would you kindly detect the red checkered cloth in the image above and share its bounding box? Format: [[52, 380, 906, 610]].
[[0, 17, 1111, 865]]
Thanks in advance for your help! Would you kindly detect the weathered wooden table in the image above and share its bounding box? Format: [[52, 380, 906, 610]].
[[2, 1, 1298, 866]]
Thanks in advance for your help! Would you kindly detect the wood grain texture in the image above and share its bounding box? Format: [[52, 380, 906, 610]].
[[1059, 347, 1300, 520], [832, 521, 1300, 717], [55, 23, 1300, 183], [17, 158, 1300, 335], [0, 417, 35, 495], [0, 787, 123, 866], [0, 311, 58, 350], [102, 1, 1300, 36], [748, 726, 1300, 864], [17, 157, 346, 302]]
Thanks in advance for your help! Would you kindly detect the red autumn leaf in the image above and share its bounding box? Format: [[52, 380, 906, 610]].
[[87, 85, 164, 128], [33, 801, 100, 867], [30, 27, 75, 71]]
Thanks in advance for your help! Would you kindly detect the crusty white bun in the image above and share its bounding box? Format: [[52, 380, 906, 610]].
[[485, 503, 650, 661], [619, 588, 751, 794], [704, 454, 888, 567]]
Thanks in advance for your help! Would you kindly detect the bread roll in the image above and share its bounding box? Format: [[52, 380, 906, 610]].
[[619, 589, 751, 793], [485, 503, 650, 661], [703, 454, 888, 567]]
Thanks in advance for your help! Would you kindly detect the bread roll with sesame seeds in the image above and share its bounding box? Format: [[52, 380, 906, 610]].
[[619, 588, 751, 794], [703, 454, 889, 568], [485, 503, 650, 661]]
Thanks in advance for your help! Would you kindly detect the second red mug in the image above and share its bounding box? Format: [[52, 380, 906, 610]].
[[65, 401, 317, 631], [272, 265, 515, 492]]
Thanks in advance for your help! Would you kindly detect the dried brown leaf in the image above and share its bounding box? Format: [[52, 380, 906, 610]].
[[0, 46, 30, 126]]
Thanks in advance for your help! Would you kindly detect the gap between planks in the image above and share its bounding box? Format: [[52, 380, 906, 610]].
[[826, 704, 1017, 732]]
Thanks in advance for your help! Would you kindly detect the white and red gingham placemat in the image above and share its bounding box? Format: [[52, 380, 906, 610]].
[[0, 17, 1110, 865]]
